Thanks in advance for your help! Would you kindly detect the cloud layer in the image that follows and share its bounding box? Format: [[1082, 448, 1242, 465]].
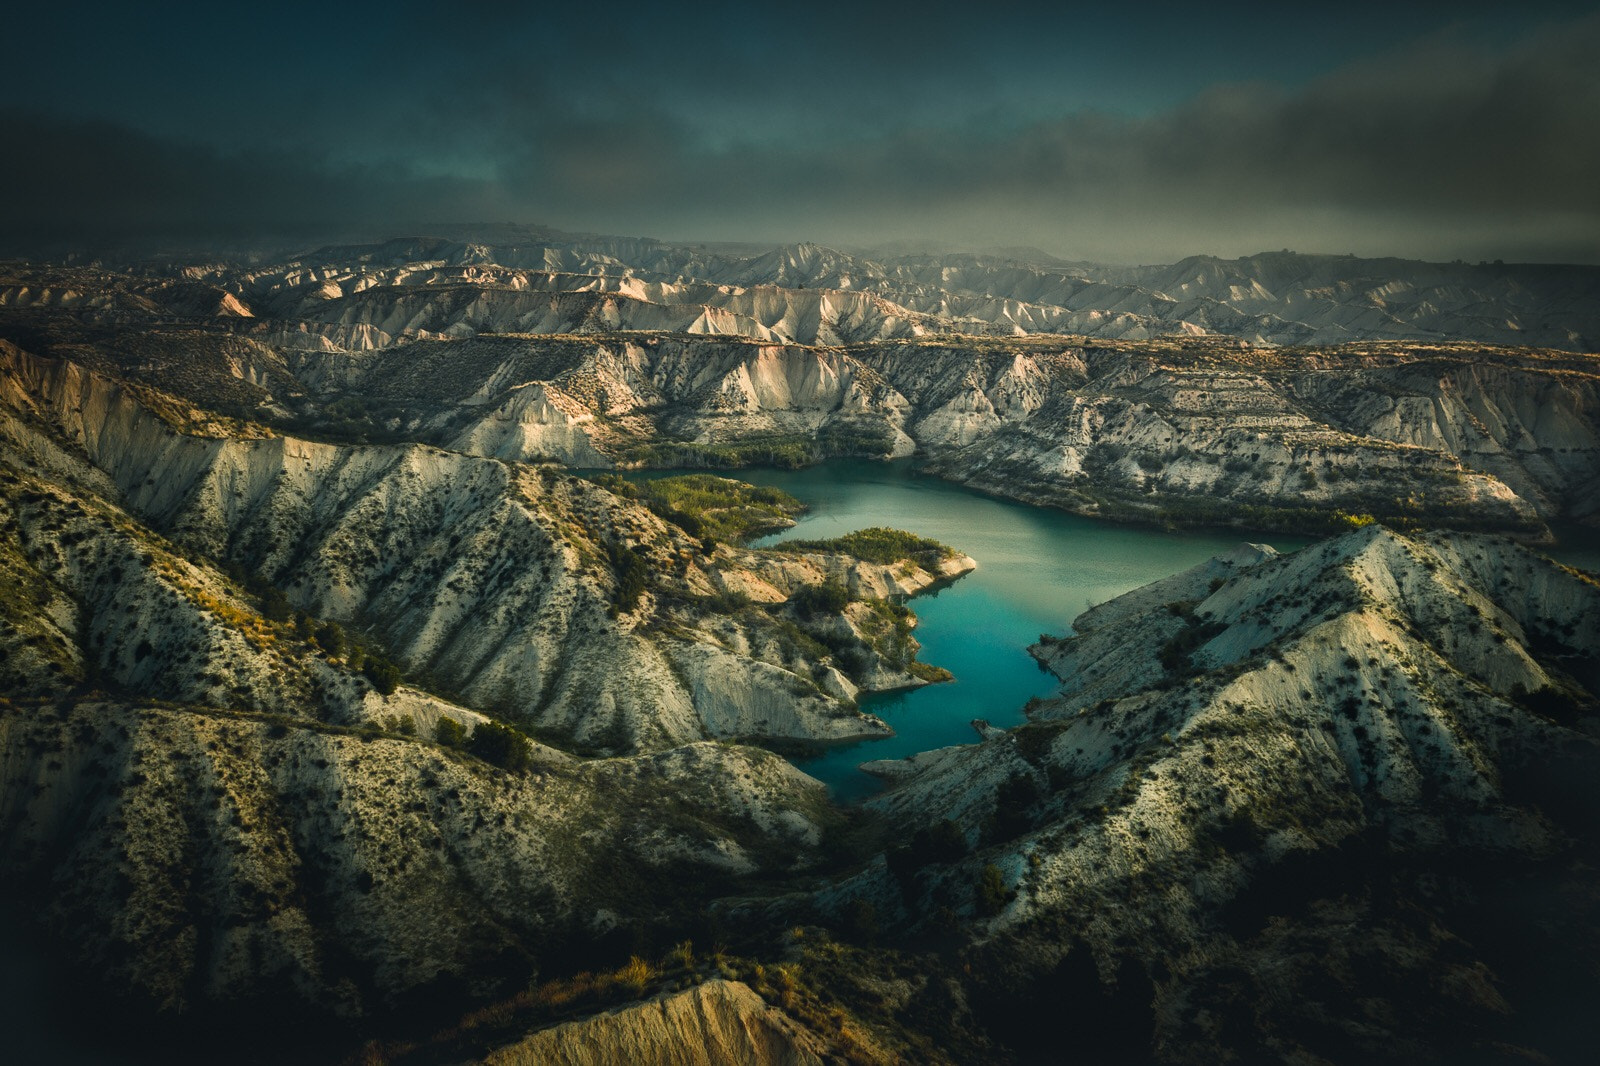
[[4, 5, 1596, 262]]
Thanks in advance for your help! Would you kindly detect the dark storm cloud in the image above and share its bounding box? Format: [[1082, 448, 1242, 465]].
[[0, 115, 518, 246], [3, 5, 1596, 262], [499, 13, 1598, 261]]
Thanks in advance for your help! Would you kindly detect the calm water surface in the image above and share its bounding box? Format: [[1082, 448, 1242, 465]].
[[630, 461, 1599, 799], [709, 460, 1316, 800]]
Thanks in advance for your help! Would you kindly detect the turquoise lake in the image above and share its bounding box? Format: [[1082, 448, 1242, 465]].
[[628, 461, 1599, 801], [713, 460, 1315, 800]]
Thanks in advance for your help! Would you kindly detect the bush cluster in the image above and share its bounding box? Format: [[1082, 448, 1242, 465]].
[[607, 541, 650, 613], [790, 580, 851, 617], [790, 526, 954, 564], [433, 716, 533, 772]]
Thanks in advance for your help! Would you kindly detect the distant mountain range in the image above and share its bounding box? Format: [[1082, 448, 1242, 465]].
[[5, 236, 1597, 543], [9, 233, 1597, 350]]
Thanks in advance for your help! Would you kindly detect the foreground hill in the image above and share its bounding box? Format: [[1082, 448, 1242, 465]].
[[819, 525, 1599, 1062], [0, 700, 830, 1018], [0, 337, 973, 1040]]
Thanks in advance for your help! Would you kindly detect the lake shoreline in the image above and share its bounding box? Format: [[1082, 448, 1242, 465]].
[[617, 458, 1596, 802], [717, 459, 1317, 800]]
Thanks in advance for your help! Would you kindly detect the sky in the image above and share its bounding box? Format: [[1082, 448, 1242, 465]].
[[4, 0, 1598, 263]]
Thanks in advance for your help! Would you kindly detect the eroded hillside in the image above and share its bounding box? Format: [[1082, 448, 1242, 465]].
[[0, 333, 976, 1045], [2, 235, 1598, 1064], [0, 342, 971, 752], [815, 527, 1600, 1062], [0, 699, 832, 1016], [5, 239, 1595, 537]]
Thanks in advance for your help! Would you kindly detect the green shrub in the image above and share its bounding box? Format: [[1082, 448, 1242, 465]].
[[1515, 684, 1582, 724], [364, 654, 402, 696], [977, 863, 1009, 915], [790, 581, 850, 617], [986, 773, 1043, 843], [607, 542, 650, 613], [314, 621, 346, 657], [887, 818, 969, 883], [259, 586, 291, 623], [468, 720, 532, 772], [1159, 619, 1225, 675], [434, 716, 466, 748], [701, 589, 752, 613]]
